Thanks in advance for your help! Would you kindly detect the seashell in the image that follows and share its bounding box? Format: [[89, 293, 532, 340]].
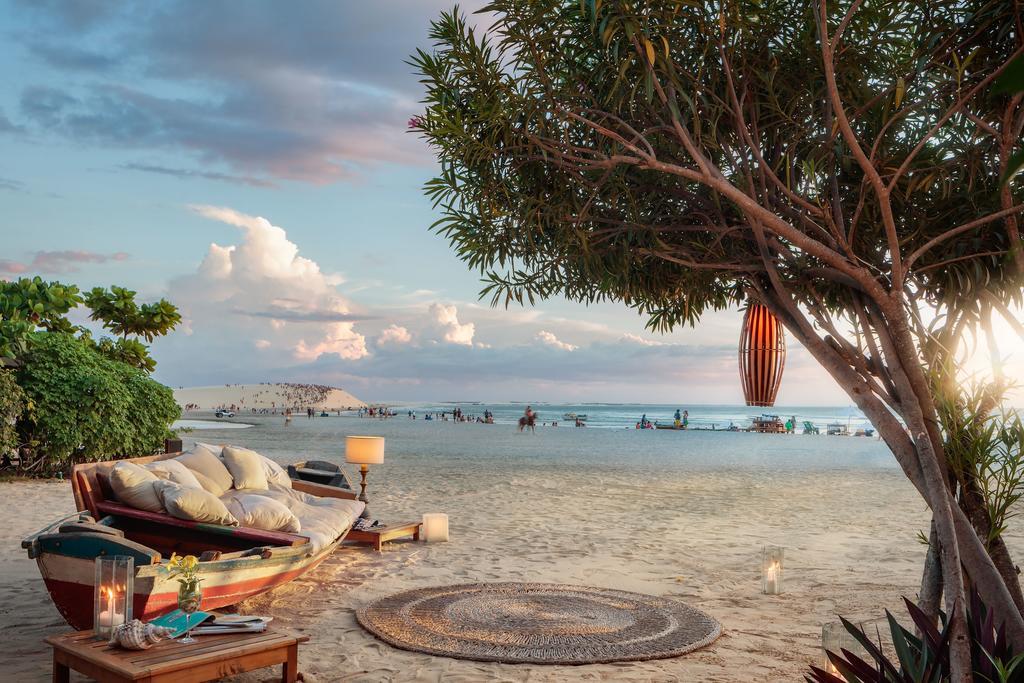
[[109, 619, 174, 650]]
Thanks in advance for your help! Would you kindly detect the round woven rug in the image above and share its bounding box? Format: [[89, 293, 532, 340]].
[[355, 582, 722, 665]]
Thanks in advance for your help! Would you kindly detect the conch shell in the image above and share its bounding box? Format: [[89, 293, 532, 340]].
[[109, 619, 174, 650]]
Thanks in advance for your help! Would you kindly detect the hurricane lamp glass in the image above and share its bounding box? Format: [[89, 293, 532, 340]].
[[94, 556, 133, 640], [761, 546, 784, 595]]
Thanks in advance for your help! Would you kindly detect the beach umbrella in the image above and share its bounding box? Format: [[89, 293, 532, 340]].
[[738, 303, 786, 407]]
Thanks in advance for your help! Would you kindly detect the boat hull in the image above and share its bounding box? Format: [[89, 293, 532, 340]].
[[37, 540, 337, 630]]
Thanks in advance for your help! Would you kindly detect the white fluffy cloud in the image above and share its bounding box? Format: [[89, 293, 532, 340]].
[[536, 330, 577, 351], [377, 324, 412, 345], [169, 206, 368, 363], [428, 303, 475, 346]]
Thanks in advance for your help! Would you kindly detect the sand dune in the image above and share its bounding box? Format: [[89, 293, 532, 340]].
[[174, 383, 366, 412]]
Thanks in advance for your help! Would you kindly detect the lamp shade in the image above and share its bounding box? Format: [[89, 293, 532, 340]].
[[346, 435, 385, 464]]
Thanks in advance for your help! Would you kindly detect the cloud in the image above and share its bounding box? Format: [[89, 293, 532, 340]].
[[239, 305, 372, 323], [167, 206, 367, 364], [120, 162, 277, 188], [0, 177, 25, 191], [620, 333, 666, 346], [377, 324, 412, 345], [536, 330, 577, 351], [428, 303, 475, 346], [0, 250, 129, 276], [10, 2, 490, 184], [29, 43, 119, 71]]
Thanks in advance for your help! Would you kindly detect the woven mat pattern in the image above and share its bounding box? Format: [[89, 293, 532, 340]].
[[356, 582, 721, 665]]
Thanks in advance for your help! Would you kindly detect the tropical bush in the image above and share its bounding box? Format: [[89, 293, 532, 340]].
[[14, 333, 180, 476], [0, 369, 25, 464], [808, 593, 1024, 682], [0, 276, 183, 475]]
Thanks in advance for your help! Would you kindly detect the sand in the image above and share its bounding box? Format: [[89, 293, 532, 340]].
[[174, 383, 366, 412], [3, 422, 1021, 682]]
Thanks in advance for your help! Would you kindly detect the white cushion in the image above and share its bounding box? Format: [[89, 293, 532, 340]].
[[259, 453, 292, 489], [221, 492, 301, 533], [194, 441, 223, 456], [154, 481, 238, 526], [109, 462, 163, 512], [221, 445, 269, 491], [144, 459, 202, 490], [175, 446, 234, 496], [257, 485, 363, 552]]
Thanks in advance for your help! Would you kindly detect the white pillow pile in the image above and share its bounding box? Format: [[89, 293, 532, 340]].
[[110, 443, 305, 532]]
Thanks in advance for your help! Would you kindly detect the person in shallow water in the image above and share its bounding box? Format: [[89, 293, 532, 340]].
[[674, 409, 682, 428]]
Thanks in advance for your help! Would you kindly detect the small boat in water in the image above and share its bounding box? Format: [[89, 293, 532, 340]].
[[23, 453, 362, 630], [563, 413, 587, 421]]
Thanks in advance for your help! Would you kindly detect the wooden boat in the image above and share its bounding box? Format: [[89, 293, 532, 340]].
[[23, 453, 361, 630], [750, 415, 786, 433], [826, 422, 850, 436]]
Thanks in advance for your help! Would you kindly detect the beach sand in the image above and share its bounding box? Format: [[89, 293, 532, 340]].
[[173, 383, 366, 412], [2, 421, 1020, 682]]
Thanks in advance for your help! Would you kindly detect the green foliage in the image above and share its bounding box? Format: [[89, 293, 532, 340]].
[[14, 333, 180, 475], [0, 277, 82, 359], [0, 369, 25, 460], [84, 286, 181, 343], [807, 594, 1023, 682], [935, 379, 1024, 546], [413, 0, 1021, 328]]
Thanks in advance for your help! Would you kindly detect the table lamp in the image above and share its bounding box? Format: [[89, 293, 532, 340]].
[[346, 435, 384, 519]]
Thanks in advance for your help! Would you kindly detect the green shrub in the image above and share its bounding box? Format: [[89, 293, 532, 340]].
[[16, 333, 180, 475], [0, 369, 24, 462]]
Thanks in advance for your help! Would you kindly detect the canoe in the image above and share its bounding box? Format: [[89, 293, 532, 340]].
[[23, 453, 361, 630]]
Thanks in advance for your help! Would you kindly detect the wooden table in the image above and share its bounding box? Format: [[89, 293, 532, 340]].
[[47, 628, 308, 682], [346, 520, 421, 551]]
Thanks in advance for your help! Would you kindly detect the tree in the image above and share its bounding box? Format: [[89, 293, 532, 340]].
[[84, 286, 181, 343], [413, 1, 1024, 676], [1, 278, 181, 372], [15, 332, 180, 476]]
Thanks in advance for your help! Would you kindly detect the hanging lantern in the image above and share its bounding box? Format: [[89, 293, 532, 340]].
[[739, 303, 786, 407]]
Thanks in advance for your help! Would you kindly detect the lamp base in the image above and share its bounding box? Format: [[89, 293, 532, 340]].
[[358, 464, 371, 519]]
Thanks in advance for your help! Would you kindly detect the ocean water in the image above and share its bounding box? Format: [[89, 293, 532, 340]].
[[399, 402, 874, 432], [181, 406, 898, 475]]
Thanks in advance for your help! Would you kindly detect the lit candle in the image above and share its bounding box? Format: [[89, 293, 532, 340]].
[[765, 562, 779, 593]]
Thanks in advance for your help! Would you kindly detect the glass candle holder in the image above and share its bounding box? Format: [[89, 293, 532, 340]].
[[761, 546, 784, 594], [94, 556, 133, 640], [422, 513, 449, 542], [822, 620, 873, 676]]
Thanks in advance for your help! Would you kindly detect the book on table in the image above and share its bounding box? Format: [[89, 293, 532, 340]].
[[149, 611, 272, 636]]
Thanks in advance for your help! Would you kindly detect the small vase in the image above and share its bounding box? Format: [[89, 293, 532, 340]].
[[177, 581, 202, 644]]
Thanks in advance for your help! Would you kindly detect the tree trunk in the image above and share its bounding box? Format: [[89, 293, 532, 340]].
[[961, 480, 1024, 614], [919, 519, 943, 630]]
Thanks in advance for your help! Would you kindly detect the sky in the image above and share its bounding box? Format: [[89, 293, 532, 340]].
[[0, 1, 1018, 406]]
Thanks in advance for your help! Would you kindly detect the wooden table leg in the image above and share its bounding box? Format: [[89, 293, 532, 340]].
[[282, 643, 298, 683], [375, 537, 383, 552], [52, 652, 69, 683]]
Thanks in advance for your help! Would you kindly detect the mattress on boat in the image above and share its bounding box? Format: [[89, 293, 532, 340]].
[[220, 484, 364, 553]]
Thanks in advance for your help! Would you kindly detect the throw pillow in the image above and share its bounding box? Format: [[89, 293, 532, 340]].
[[109, 461, 163, 512], [175, 445, 234, 496], [154, 480, 238, 526], [221, 445, 269, 491]]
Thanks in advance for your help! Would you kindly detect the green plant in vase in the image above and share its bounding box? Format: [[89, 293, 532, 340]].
[[168, 553, 203, 644]]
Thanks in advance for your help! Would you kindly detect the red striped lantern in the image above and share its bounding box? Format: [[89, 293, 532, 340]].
[[739, 303, 786, 407]]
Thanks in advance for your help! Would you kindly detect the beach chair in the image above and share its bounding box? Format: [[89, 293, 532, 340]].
[[802, 421, 819, 434]]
